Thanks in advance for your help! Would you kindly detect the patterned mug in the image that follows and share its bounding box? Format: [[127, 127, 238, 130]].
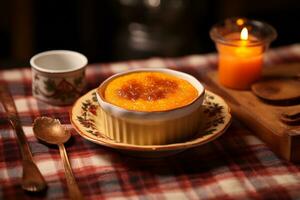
[[30, 50, 88, 106]]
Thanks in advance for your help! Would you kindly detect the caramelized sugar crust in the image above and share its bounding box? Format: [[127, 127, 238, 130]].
[[103, 72, 198, 112]]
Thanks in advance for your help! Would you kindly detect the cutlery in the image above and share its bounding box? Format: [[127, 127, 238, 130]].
[[33, 117, 84, 200], [0, 85, 47, 192]]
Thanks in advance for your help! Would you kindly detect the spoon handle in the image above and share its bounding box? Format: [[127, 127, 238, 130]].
[[58, 144, 84, 200]]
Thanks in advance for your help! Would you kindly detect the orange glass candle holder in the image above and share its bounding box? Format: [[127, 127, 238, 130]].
[[210, 18, 277, 90]]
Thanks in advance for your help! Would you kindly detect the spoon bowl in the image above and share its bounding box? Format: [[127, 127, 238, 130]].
[[33, 117, 70, 144], [33, 117, 84, 200]]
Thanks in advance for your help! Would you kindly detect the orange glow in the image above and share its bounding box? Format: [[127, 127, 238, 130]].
[[240, 28, 248, 40], [236, 19, 244, 26], [217, 32, 263, 89]]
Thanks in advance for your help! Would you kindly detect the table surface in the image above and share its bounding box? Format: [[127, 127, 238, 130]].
[[1, 44, 300, 200]]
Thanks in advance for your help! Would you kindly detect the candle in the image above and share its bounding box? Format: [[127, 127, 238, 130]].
[[210, 18, 277, 90], [217, 28, 264, 89]]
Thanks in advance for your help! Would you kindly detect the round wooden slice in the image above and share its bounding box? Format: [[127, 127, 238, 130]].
[[251, 78, 300, 102]]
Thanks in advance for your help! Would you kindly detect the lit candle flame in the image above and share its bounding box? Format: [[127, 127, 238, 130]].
[[240, 27, 248, 40]]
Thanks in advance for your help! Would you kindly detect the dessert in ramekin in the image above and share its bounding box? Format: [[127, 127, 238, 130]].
[[96, 68, 205, 145]]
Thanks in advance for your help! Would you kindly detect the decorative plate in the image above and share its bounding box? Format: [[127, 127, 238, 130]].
[[70, 89, 231, 157]]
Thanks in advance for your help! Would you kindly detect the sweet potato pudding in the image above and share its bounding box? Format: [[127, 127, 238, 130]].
[[103, 72, 198, 112]]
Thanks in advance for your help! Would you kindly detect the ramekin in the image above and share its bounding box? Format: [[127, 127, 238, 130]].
[[96, 68, 205, 145]]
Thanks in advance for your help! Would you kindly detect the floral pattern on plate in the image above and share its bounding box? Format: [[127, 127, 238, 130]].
[[70, 89, 231, 155]]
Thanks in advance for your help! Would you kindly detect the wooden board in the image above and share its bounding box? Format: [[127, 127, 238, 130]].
[[204, 63, 300, 162]]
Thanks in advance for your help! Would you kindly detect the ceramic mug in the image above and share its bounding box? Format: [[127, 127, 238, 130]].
[[30, 50, 88, 106]]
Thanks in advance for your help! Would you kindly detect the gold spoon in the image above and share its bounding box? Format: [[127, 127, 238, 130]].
[[33, 117, 84, 200]]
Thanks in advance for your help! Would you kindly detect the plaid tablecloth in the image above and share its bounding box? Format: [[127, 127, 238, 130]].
[[1, 44, 300, 200]]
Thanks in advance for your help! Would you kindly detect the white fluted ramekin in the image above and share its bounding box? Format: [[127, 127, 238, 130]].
[[96, 68, 205, 145]]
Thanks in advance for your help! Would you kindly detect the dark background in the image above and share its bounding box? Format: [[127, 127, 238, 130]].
[[1, 0, 300, 68]]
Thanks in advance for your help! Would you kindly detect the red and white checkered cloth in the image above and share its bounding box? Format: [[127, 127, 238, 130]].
[[1, 44, 300, 200]]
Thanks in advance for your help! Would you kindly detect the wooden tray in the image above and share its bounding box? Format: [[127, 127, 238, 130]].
[[203, 63, 300, 162]]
